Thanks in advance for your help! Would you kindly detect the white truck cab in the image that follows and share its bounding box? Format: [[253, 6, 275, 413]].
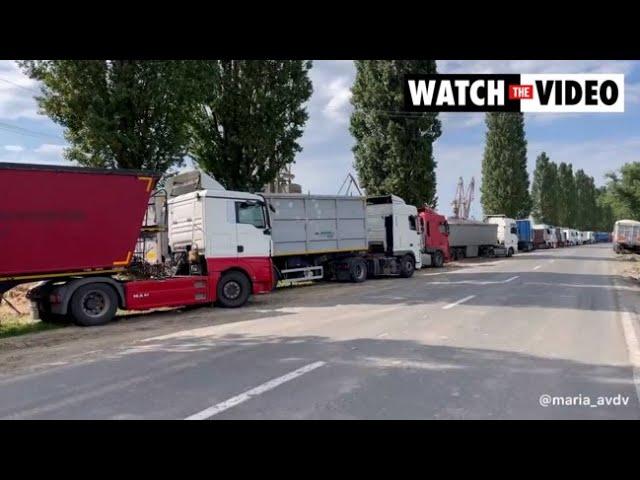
[[485, 215, 518, 256], [366, 195, 423, 269], [165, 170, 274, 306]]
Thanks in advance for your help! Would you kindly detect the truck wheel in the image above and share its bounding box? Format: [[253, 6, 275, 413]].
[[217, 271, 251, 308], [432, 250, 444, 268], [69, 284, 118, 327], [349, 258, 367, 283], [399, 255, 415, 278], [507, 247, 514, 257]]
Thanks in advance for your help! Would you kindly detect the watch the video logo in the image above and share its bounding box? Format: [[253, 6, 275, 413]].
[[404, 74, 624, 113]]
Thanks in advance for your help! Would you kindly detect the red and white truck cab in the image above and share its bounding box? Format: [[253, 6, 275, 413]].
[[417, 206, 450, 267], [164, 174, 273, 308]]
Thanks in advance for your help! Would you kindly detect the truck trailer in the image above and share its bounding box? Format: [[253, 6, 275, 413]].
[[0, 164, 273, 326], [263, 193, 422, 284], [613, 219, 640, 253], [516, 219, 534, 252], [447, 218, 504, 259]]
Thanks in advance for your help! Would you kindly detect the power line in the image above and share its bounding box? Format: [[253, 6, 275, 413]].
[[0, 121, 64, 141], [0, 76, 40, 95]]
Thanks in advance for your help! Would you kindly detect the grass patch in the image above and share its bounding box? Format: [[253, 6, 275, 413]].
[[0, 314, 62, 339]]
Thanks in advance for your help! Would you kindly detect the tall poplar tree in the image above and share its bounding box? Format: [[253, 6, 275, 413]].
[[480, 112, 531, 218], [350, 60, 442, 207]]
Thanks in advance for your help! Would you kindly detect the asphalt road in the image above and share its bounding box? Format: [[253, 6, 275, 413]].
[[1, 243, 640, 419]]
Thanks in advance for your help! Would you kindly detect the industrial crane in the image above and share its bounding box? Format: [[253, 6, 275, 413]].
[[451, 176, 475, 220]]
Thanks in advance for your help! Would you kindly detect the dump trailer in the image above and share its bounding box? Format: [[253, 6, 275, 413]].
[[613, 219, 640, 253], [263, 193, 422, 283], [0, 164, 273, 326], [594, 231, 610, 243], [447, 218, 504, 259], [516, 219, 534, 252]]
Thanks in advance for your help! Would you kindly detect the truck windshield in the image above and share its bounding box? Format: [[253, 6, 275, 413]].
[[237, 202, 266, 229]]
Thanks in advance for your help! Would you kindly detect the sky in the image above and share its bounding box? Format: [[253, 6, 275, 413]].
[[1, 60, 639, 219]]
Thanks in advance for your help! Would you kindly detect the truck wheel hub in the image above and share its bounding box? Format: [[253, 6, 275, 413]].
[[82, 291, 108, 317], [224, 281, 241, 299]]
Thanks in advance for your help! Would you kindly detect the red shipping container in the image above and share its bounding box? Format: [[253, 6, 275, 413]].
[[0, 163, 158, 280]]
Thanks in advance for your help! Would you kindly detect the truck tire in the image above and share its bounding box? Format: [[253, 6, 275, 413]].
[[507, 247, 514, 257], [432, 250, 444, 268], [69, 284, 118, 327], [349, 258, 367, 283], [399, 255, 415, 278], [217, 271, 251, 308]]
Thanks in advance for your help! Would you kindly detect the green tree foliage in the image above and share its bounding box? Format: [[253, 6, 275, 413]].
[[531, 152, 560, 224], [480, 112, 531, 218], [557, 162, 577, 227], [602, 162, 640, 222], [189, 60, 312, 192], [595, 186, 615, 232], [350, 60, 442, 207], [19, 60, 202, 173], [574, 169, 599, 230]]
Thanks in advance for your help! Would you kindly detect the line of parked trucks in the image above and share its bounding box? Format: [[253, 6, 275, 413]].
[[0, 163, 613, 327]]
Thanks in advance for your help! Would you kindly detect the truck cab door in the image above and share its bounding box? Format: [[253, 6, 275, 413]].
[[235, 200, 272, 258], [407, 214, 422, 268]]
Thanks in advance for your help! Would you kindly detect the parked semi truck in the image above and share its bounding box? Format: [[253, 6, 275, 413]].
[[516, 219, 534, 252], [484, 215, 518, 257], [263, 193, 422, 283], [613, 219, 640, 253], [417, 206, 450, 267], [534, 224, 556, 248], [553, 227, 565, 247], [0, 164, 274, 326], [447, 218, 504, 259]]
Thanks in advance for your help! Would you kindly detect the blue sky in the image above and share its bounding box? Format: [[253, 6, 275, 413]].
[[1, 60, 638, 219]]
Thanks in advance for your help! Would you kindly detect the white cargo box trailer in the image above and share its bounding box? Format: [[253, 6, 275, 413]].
[[263, 193, 422, 284]]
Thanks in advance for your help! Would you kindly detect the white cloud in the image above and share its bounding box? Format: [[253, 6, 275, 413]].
[[3, 144, 24, 152], [34, 143, 66, 155], [322, 77, 352, 124], [0, 60, 43, 120]]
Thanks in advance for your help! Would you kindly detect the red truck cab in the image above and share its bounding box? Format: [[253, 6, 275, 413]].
[[417, 207, 450, 267]]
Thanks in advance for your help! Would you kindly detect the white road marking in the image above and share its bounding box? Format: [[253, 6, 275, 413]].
[[548, 259, 555, 263], [620, 311, 640, 406], [533, 265, 542, 270], [185, 361, 326, 420], [377, 332, 389, 338], [430, 276, 519, 286], [442, 295, 476, 310]]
